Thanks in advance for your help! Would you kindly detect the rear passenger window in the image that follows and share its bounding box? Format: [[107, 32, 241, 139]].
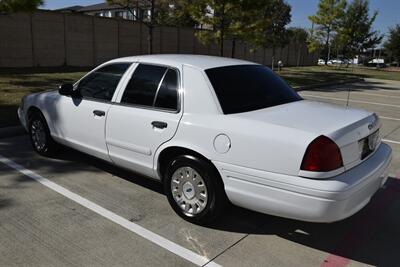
[[121, 64, 167, 107], [154, 69, 178, 111]]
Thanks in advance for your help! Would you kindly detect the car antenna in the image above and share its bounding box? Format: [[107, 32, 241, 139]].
[[346, 87, 351, 107]]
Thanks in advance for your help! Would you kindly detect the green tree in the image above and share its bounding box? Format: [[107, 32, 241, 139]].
[[108, 0, 192, 54], [0, 0, 43, 12], [188, 0, 245, 57], [248, 0, 291, 69], [108, 0, 156, 54], [226, 0, 254, 58], [335, 0, 382, 59], [309, 0, 346, 64], [307, 33, 323, 54], [384, 24, 400, 66], [157, 0, 196, 27], [287, 27, 308, 66]]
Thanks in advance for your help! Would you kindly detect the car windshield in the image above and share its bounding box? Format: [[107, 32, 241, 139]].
[[205, 64, 302, 114]]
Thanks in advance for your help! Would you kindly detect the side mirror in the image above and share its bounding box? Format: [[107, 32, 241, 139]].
[[58, 83, 74, 96], [59, 83, 81, 98]]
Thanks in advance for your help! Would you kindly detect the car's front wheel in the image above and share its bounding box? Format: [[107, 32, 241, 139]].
[[164, 155, 227, 224], [28, 111, 59, 156]]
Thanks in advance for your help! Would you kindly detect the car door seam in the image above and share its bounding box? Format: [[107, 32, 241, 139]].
[[152, 67, 185, 178], [104, 103, 116, 164], [152, 68, 169, 107]]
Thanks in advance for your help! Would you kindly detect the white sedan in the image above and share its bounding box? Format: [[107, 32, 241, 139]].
[[18, 55, 392, 224]]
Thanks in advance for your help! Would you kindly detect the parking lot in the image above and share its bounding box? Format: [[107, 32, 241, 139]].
[[0, 78, 399, 267]]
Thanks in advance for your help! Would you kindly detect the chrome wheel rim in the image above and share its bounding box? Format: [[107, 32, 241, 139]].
[[31, 120, 46, 151], [171, 166, 208, 216]]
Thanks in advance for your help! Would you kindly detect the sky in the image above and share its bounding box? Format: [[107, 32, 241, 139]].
[[43, 0, 400, 35], [285, 0, 400, 36]]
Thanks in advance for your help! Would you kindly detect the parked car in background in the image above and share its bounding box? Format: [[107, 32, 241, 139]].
[[330, 59, 344, 64], [366, 58, 386, 68], [342, 59, 350, 64], [18, 55, 392, 224]]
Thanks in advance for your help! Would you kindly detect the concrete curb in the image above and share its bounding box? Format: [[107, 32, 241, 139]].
[[294, 78, 365, 91], [0, 126, 26, 139]]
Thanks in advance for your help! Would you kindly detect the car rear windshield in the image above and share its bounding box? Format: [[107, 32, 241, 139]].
[[205, 65, 302, 114]]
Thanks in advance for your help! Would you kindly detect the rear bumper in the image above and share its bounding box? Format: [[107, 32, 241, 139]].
[[213, 143, 392, 223]]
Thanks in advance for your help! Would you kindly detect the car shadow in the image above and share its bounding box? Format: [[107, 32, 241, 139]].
[[2, 137, 399, 266], [50, 146, 400, 266], [52, 146, 164, 194], [0, 197, 14, 211], [209, 176, 400, 266]]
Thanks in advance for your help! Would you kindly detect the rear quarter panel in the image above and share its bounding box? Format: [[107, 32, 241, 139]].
[[166, 113, 316, 176]]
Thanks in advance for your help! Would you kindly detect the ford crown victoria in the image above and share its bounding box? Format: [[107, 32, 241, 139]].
[[18, 55, 392, 224]]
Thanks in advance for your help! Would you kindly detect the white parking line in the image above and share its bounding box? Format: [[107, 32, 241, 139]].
[[301, 94, 400, 108], [380, 116, 400, 121], [0, 155, 222, 267], [383, 139, 400, 145], [374, 88, 400, 95], [350, 91, 400, 99]]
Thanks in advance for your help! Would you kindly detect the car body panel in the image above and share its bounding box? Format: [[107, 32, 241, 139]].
[[230, 100, 380, 177], [230, 100, 371, 140], [107, 54, 256, 71], [52, 96, 112, 161], [214, 143, 391, 222]]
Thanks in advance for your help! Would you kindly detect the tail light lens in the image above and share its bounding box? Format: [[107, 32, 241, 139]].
[[301, 136, 343, 172]]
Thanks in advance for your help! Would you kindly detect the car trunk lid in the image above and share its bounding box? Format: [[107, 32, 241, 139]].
[[231, 100, 381, 175]]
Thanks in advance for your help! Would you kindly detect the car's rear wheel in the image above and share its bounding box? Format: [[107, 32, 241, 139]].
[[28, 112, 59, 156], [164, 155, 227, 224]]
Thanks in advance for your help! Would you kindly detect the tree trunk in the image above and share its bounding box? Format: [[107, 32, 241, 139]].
[[271, 46, 276, 71], [220, 32, 224, 57], [324, 27, 331, 64], [286, 44, 290, 66], [231, 39, 236, 58], [148, 0, 155, 55], [219, 2, 225, 57], [297, 44, 302, 67], [148, 26, 153, 54]]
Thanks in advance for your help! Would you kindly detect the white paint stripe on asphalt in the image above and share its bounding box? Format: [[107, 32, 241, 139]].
[[204, 262, 224, 267], [383, 139, 400, 145], [301, 94, 400, 108], [0, 155, 222, 267], [350, 91, 400, 99], [380, 116, 400, 121], [374, 89, 400, 95]]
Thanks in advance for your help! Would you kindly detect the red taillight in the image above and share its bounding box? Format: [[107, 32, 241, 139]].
[[301, 136, 343, 172]]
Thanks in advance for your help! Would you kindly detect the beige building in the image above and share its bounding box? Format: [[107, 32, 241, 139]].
[[56, 2, 151, 21]]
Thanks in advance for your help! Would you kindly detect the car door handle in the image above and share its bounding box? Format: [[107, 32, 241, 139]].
[[151, 121, 168, 129], [93, 110, 105, 117]]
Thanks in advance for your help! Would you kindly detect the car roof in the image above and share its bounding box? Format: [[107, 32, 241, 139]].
[[107, 54, 257, 70]]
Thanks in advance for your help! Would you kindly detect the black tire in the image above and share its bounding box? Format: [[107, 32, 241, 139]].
[[28, 111, 59, 156], [164, 155, 228, 224]]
